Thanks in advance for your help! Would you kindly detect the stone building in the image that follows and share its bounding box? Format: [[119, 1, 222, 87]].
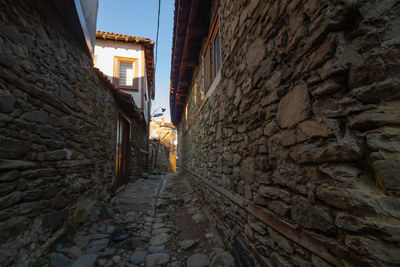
[[94, 31, 155, 184], [170, 0, 400, 266], [0, 0, 153, 265], [94, 31, 155, 123], [149, 119, 177, 173]]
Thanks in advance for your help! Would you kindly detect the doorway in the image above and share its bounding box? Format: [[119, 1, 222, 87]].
[[115, 113, 130, 187]]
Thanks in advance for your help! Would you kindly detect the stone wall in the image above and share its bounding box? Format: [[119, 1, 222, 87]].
[[129, 119, 148, 180], [179, 0, 400, 266], [149, 139, 171, 173], [0, 0, 122, 265], [149, 120, 177, 173]]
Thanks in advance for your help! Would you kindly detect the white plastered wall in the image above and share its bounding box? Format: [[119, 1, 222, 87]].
[[94, 39, 143, 109]]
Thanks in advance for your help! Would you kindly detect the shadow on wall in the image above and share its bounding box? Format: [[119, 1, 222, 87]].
[[148, 139, 172, 174]]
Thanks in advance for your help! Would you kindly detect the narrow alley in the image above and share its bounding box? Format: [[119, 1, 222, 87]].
[[49, 174, 234, 267], [1, 0, 400, 266]]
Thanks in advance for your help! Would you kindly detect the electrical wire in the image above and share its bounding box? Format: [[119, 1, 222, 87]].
[[155, 0, 161, 72]]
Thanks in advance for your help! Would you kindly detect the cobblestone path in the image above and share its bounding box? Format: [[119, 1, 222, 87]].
[[49, 174, 235, 267]]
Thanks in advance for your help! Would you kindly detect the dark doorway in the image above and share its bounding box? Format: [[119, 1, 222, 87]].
[[115, 114, 130, 187]]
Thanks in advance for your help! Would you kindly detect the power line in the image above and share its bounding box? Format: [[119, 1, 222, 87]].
[[155, 0, 161, 72]]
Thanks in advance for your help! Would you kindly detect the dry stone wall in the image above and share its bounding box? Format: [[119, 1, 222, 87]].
[[179, 0, 400, 266], [129, 119, 148, 180], [0, 0, 123, 265]]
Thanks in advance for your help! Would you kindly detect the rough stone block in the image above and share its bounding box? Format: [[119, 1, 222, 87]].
[[268, 200, 290, 217], [352, 78, 400, 104], [0, 182, 16, 197], [58, 87, 75, 109], [0, 137, 30, 159], [23, 110, 48, 123], [318, 164, 361, 186], [311, 79, 343, 96], [246, 38, 266, 74], [0, 93, 16, 113], [349, 111, 400, 130], [296, 120, 332, 142], [372, 160, 400, 190], [261, 91, 279, 106], [277, 84, 310, 128], [291, 195, 335, 233], [290, 137, 362, 164], [335, 212, 365, 232], [367, 134, 400, 153], [0, 216, 27, 242], [258, 186, 291, 204], [45, 150, 67, 161], [263, 121, 277, 138], [278, 130, 296, 146], [240, 158, 255, 183], [0, 191, 22, 209], [0, 170, 20, 182], [344, 235, 400, 265]]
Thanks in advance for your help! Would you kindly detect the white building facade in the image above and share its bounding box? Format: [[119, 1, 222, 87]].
[[94, 31, 155, 122]]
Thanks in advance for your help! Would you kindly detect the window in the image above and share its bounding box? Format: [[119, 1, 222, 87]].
[[204, 16, 222, 93], [113, 57, 139, 90]]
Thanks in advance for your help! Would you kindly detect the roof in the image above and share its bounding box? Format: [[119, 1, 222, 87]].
[[94, 67, 145, 124], [151, 119, 175, 129], [96, 31, 154, 45], [96, 31, 155, 100], [169, 0, 212, 125]]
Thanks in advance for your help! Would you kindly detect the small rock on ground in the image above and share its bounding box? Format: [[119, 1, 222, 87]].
[[74, 235, 90, 250], [69, 246, 82, 259], [150, 233, 171, 246], [152, 227, 170, 235], [211, 251, 235, 267], [130, 251, 147, 264], [187, 253, 210, 267], [71, 254, 98, 267], [146, 253, 170, 267], [50, 253, 71, 267], [191, 213, 204, 222], [147, 245, 165, 253], [180, 239, 197, 250]]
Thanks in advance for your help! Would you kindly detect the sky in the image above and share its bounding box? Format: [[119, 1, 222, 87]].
[[97, 0, 175, 122]]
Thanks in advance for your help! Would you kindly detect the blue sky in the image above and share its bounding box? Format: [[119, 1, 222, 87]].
[[97, 0, 175, 122]]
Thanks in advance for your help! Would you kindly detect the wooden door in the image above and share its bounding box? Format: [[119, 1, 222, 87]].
[[115, 114, 130, 187]]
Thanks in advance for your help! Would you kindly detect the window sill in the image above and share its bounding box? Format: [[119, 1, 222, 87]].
[[116, 86, 139, 91]]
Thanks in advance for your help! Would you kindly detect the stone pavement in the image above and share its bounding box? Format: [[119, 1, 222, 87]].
[[48, 173, 235, 267]]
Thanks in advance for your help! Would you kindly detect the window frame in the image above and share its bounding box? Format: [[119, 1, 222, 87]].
[[113, 56, 139, 91], [203, 13, 222, 95]]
